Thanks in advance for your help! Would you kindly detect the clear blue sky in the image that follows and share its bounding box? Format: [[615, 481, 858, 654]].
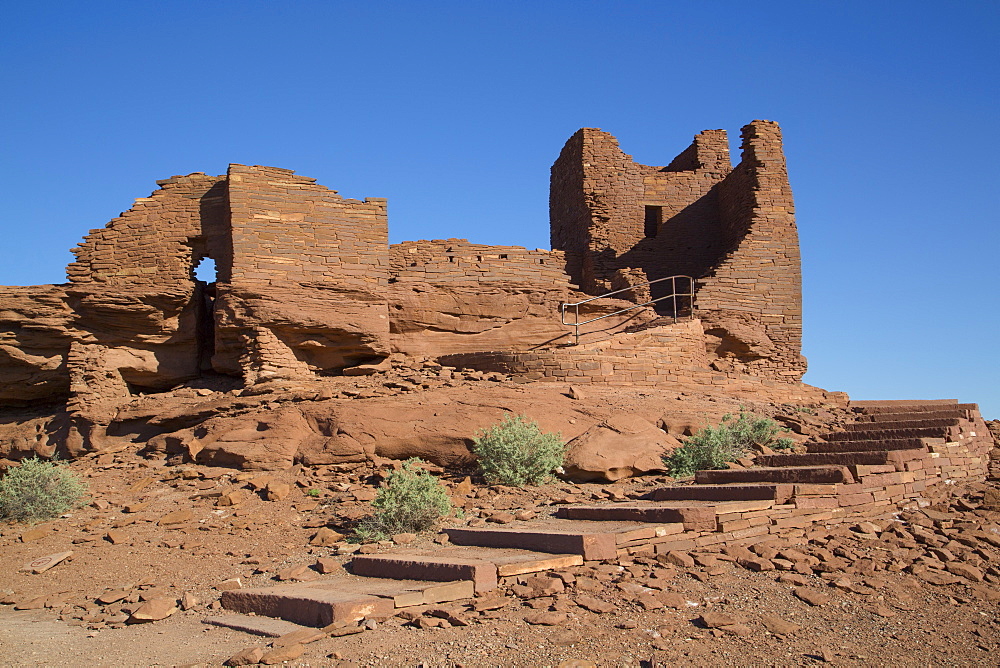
[[1, 2, 997, 417]]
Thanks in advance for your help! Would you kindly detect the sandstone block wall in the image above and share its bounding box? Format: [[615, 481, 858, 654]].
[[550, 120, 805, 380], [228, 164, 388, 288], [67, 173, 229, 286]]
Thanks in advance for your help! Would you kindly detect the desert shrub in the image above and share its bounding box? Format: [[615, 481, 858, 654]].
[[663, 411, 793, 478], [354, 459, 451, 541], [0, 457, 88, 523], [472, 414, 565, 486]]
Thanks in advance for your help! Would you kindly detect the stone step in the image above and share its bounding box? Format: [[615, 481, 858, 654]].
[[220, 582, 395, 628], [806, 438, 933, 453], [651, 483, 793, 503], [852, 409, 974, 423], [351, 554, 498, 593], [443, 521, 655, 561], [220, 574, 487, 627], [350, 547, 587, 591], [204, 614, 311, 638], [555, 503, 717, 531], [695, 465, 854, 485], [850, 399, 958, 409], [856, 402, 978, 415], [757, 450, 907, 468], [842, 418, 961, 431], [821, 426, 958, 442]]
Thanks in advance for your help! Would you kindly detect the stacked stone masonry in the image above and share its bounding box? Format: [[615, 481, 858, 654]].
[[2, 122, 832, 453], [551, 120, 805, 379]]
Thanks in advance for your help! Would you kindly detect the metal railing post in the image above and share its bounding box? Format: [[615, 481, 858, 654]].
[[559, 274, 696, 346]]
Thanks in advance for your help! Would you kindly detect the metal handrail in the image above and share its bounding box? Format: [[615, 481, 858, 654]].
[[560, 274, 694, 345]]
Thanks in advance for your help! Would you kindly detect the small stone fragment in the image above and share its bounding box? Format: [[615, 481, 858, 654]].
[[664, 551, 695, 568], [20, 528, 49, 542], [128, 597, 178, 622], [575, 595, 616, 614], [181, 592, 200, 610], [97, 590, 128, 605], [946, 562, 984, 582], [157, 509, 193, 526], [265, 482, 291, 502], [224, 647, 265, 666], [309, 527, 344, 546], [794, 587, 830, 606], [700, 612, 738, 628], [216, 578, 242, 591], [273, 628, 325, 647], [762, 615, 801, 635], [873, 604, 896, 618], [525, 611, 567, 626], [314, 557, 340, 574], [105, 530, 128, 545]]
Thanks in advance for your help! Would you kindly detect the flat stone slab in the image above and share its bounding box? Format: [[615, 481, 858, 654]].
[[444, 526, 617, 561], [220, 583, 393, 627], [352, 554, 497, 593], [806, 439, 930, 453], [653, 483, 793, 503], [695, 466, 854, 485], [557, 504, 715, 531], [204, 614, 307, 637], [757, 451, 898, 468], [19, 551, 73, 574]]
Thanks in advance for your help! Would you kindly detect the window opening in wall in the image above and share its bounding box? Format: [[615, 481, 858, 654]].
[[449, 256, 455, 262], [499, 254, 508, 260], [644, 206, 662, 238], [193, 256, 217, 283], [538, 259, 545, 264]]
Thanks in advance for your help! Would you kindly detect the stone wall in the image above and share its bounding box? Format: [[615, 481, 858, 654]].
[[550, 120, 805, 380], [439, 319, 833, 405], [67, 173, 229, 286], [213, 165, 392, 379], [227, 164, 388, 289]]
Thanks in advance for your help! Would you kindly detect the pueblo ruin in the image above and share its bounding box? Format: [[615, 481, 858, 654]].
[[0, 120, 991, 477]]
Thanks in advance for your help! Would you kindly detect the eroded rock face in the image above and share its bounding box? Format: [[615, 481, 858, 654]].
[[0, 286, 76, 404], [563, 415, 679, 482]]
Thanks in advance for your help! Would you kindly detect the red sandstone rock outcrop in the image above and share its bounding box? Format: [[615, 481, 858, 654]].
[[562, 415, 681, 482]]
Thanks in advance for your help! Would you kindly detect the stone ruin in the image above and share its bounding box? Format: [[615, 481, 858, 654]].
[[0, 120, 835, 461]]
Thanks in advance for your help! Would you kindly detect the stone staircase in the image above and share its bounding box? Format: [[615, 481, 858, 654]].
[[213, 399, 994, 632]]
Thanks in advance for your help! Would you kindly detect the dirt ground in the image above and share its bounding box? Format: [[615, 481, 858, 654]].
[[1, 432, 999, 668]]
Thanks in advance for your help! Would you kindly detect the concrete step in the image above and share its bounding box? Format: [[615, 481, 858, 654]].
[[821, 426, 958, 442], [351, 547, 587, 591], [695, 466, 854, 485], [806, 438, 933, 453], [555, 503, 717, 531], [443, 520, 665, 560], [651, 483, 793, 503]]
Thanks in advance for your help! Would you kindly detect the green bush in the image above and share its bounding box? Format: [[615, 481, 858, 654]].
[[0, 457, 88, 523], [472, 414, 565, 486], [355, 459, 451, 541], [663, 411, 794, 478]]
